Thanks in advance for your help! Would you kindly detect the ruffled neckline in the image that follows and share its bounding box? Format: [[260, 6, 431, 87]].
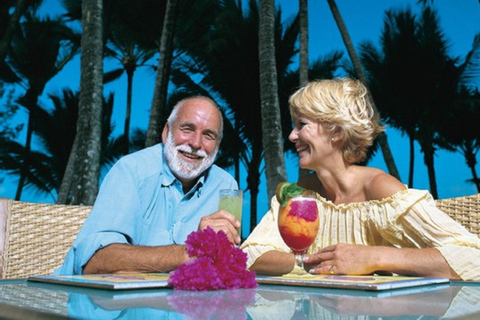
[[311, 187, 432, 210]]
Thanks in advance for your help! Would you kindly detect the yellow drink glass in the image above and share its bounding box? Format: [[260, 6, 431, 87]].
[[218, 189, 243, 237]]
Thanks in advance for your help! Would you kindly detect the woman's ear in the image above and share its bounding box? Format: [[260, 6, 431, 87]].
[[332, 126, 342, 142]]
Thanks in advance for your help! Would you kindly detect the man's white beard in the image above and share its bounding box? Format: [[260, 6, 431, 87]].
[[163, 131, 217, 180]]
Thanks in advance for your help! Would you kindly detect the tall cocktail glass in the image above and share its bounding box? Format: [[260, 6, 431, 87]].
[[278, 195, 319, 269]]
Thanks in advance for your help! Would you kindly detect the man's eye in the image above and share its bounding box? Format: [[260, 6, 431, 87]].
[[204, 133, 218, 141], [180, 127, 194, 133]]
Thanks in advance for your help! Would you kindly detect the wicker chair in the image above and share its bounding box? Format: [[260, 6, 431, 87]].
[[0, 198, 91, 279], [435, 193, 480, 237]]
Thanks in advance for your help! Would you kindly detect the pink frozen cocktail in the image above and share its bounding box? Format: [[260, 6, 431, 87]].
[[278, 196, 319, 254]]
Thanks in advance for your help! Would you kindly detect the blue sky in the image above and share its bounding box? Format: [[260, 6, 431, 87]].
[[1, 0, 479, 230]]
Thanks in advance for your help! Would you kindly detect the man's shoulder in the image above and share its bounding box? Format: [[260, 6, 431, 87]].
[[114, 144, 164, 178], [121, 144, 163, 162]]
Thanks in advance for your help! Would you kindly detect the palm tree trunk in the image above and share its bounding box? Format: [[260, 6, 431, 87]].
[[57, 137, 78, 204], [299, 0, 308, 86], [234, 115, 240, 183], [258, 0, 287, 200], [298, 0, 310, 179], [14, 115, 31, 200], [14, 106, 33, 200], [15, 89, 39, 200], [249, 175, 259, 238], [0, 0, 27, 62], [326, 0, 400, 180], [465, 148, 480, 192], [247, 146, 262, 234], [124, 68, 134, 154], [145, 0, 178, 147], [408, 134, 415, 187], [421, 142, 438, 199], [68, 0, 104, 205]]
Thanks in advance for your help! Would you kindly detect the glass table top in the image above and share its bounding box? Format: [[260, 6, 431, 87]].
[[1, 279, 479, 319]]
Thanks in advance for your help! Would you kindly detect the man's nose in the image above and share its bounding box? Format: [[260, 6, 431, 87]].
[[189, 131, 202, 149]]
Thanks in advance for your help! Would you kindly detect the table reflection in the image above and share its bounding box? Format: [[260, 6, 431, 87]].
[[249, 284, 480, 319], [0, 280, 479, 319], [69, 287, 256, 320]]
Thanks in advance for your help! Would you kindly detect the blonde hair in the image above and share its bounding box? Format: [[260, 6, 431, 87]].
[[289, 77, 384, 163]]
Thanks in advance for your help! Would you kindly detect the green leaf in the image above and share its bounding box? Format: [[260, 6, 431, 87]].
[[277, 182, 305, 207]]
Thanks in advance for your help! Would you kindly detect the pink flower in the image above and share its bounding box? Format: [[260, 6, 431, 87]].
[[168, 227, 257, 291]]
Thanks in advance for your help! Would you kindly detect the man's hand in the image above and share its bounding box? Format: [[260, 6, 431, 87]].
[[198, 210, 241, 244]]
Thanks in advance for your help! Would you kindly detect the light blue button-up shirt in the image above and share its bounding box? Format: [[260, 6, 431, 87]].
[[54, 144, 238, 275]]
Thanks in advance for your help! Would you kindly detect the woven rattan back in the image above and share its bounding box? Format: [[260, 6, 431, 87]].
[[0, 199, 91, 279], [436, 193, 480, 237]]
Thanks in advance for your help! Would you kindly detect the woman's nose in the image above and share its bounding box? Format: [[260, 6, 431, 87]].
[[289, 128, 298, 142]]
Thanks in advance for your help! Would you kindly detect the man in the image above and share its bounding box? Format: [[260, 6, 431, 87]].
[[54, 96, 240, 275]]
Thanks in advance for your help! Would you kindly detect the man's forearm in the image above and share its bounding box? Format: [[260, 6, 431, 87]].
[[82, 243, 189, 274]]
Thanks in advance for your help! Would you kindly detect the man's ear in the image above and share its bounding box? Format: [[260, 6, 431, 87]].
[[161, 124, 169, 143]]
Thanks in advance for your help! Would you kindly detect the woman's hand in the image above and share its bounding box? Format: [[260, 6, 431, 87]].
[[303, 243, 379, 275], [303, 244, 460, 279]]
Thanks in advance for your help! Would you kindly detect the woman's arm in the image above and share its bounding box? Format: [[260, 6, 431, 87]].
[[304, 244, 461, 279], [249, 250, 296, 275]]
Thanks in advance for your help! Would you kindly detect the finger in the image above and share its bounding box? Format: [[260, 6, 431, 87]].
[[318, 244, 337, 253], [303, 250, 335, 264], [206, 210, 241, 228], [199, 212, 227, 230], [309, 263, 338, 275], [198, 217, 240, 244]]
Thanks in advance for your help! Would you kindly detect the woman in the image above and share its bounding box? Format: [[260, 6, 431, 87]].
[[241, 77, 480, 280]]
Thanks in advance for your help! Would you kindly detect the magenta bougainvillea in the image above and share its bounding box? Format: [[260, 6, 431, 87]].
[[168, 227, 257, 291]]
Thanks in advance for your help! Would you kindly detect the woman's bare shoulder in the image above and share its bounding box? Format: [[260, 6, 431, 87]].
[[363, 168, 406, 201]]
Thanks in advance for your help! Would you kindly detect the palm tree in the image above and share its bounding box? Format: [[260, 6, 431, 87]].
[[258, 0, 287, 200], [437, 33, 480, 192], [58, 0, 103, 205], [440, 89, 480, 192], [360, 9, 419, 187], [326, 0, 400, 180], [5, 9, 79, 200], [61, 0, 165, 154], [360, 7, 461, 198], [0, 0, 43, 62], [145, 0, 179, 147], [0, 89, 123, 201], [104, 31, 157, 154], [298, 0, 308, 86], [103, 0, 166, 153]]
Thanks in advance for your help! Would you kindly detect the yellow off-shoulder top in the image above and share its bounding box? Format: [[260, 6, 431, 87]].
[[241, 188, 480, 280]]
